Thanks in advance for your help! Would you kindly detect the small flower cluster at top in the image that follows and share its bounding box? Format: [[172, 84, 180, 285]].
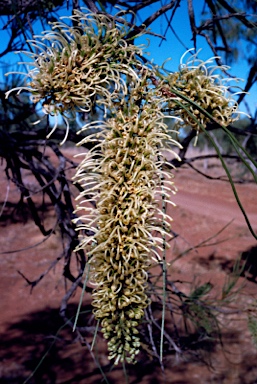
[[163, 50, 242, 132]]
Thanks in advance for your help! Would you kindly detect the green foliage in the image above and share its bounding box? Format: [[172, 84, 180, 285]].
[[189, 282, 213, 301], [183, 283, 218, 335], [248, 314, 257, 348]]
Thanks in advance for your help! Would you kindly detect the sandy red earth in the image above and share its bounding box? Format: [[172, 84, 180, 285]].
[[0, 147, 257, 383]]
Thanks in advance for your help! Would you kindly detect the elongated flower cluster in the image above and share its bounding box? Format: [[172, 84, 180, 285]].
[[74, 92, 181, 364], [165, 50, 241, 131]]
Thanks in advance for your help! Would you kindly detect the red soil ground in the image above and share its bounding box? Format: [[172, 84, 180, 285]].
[[0, 148, 257, 383]]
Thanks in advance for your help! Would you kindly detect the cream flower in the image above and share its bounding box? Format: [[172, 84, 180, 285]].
[[165, 50, 241, 131], [73, 87, 181, 364], [5, 10, 144, 143]]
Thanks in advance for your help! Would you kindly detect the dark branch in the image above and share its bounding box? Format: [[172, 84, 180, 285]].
[[0, 0, 65, 15]]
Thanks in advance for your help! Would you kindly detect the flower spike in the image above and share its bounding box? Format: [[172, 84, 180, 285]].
[[74, 86, 181, 363]]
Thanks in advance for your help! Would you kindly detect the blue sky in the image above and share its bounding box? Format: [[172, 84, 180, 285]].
[[0, 0, 256, 115]]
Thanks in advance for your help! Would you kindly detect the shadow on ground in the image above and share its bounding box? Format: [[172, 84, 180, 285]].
[[0, 304, 171, 384], [1, 302, 257, 383], [0, 304, 106, 384]]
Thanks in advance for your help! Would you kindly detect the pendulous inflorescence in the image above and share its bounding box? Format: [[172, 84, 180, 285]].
[[73, 88, 181, 364]]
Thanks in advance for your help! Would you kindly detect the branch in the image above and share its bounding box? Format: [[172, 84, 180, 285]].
[[198, 12, 251, 33], [217, 0, 256, 29], [140, 1, 177, 29], [237, 62, 257, 105], [187, 0, 197, 48], [124, 0, 160, 13], [0, 0, 65, 15], [0, 27, 20, 58], [17, 254, 62, 292], [82, 0, 99, 13], [204, 0, 233, 54], [158, 0, 183, 48], [59, 273, 94, 333]]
